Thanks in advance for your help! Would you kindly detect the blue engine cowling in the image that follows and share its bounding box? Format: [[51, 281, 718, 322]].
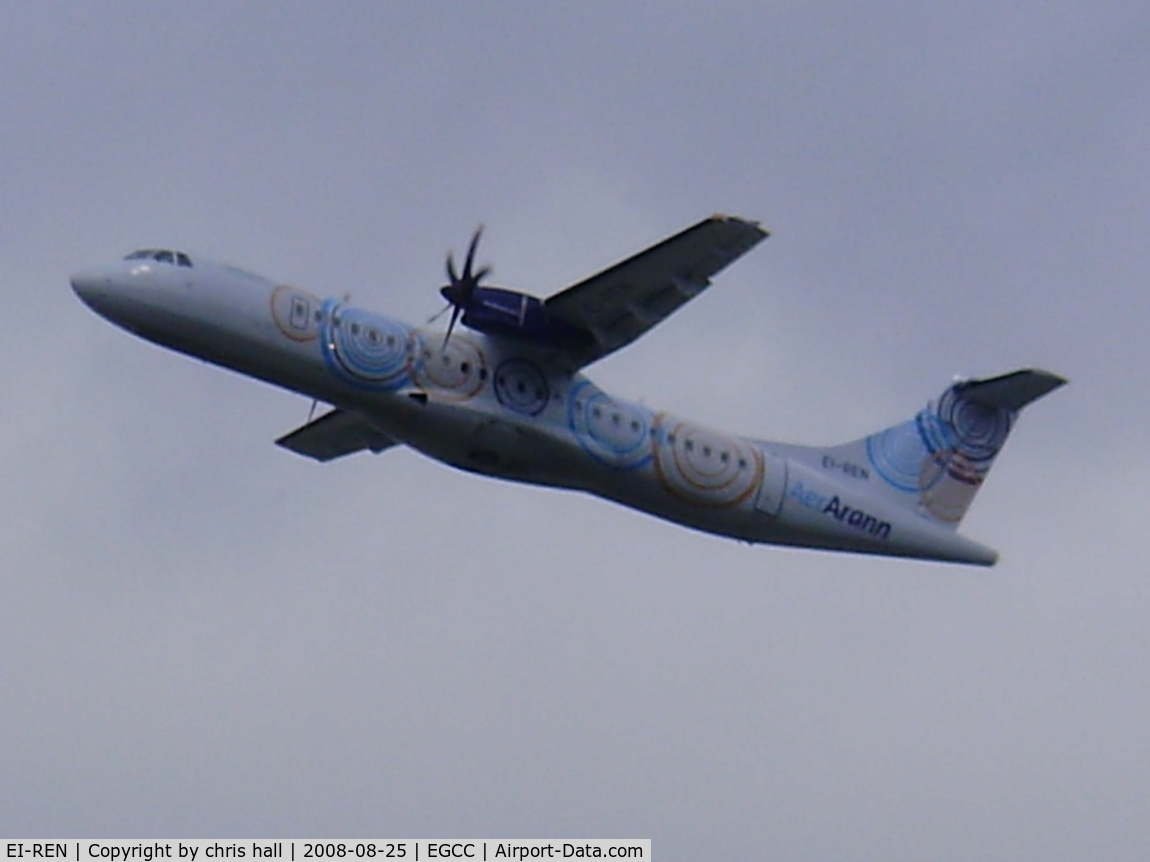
[[442, 285, 593, 348]]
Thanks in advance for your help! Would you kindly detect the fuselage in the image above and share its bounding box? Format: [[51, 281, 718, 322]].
[[71, 251, 998, 565]]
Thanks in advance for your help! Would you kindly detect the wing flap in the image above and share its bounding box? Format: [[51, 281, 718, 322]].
[[545, 214, 767, 367], [276, 408, 399, 462]]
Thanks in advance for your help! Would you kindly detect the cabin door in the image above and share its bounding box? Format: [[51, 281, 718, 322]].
[[753, 450, 788, 516]]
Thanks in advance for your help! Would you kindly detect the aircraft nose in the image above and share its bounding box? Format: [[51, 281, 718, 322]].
[[70, 268, 108, 303]]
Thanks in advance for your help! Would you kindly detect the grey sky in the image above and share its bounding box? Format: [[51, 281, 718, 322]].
[[1, 2, 1147, 858]]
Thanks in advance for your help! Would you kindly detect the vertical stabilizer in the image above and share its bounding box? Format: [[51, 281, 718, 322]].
[[811, 369, 1066, 528]]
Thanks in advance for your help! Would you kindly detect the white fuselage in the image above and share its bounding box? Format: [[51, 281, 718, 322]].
[[71, 255, 998, 565]]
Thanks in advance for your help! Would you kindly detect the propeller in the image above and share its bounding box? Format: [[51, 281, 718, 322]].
[[437, 226, 491, 347]]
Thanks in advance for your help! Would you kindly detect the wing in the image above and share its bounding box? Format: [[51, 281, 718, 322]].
[[276, 408, 400, 462], [544, 214, 768, 368]]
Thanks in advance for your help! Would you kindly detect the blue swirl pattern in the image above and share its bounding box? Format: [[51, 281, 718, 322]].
[[321, 301, 413, 390], [865, 416, 930, 492], [494, 358, 550, 415], [567, 381, 653, 470], [935, 387, 1012, 464]]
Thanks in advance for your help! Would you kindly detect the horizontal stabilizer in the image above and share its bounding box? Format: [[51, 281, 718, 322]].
[[955, 369, 1067, 411], [276, 408, 399, 462]]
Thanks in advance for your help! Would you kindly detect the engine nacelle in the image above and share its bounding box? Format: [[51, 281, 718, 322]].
[[443, 285, 593, 348]]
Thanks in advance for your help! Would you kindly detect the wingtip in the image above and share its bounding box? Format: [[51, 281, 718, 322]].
[[708, 213, 770, 239]]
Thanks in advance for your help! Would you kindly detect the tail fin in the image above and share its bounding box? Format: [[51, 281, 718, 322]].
[[819, 369, 1066, 527]]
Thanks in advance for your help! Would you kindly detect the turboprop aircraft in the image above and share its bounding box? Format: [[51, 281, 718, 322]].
[[71, 215, 1065, 565]]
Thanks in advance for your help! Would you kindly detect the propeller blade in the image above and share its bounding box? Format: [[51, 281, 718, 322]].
[[443, 305, 463, 348], [438, 225, 490, 347], [463, 226, 483, 280]]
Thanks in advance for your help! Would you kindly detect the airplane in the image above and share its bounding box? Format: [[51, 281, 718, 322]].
[[71, 215, 1065, 566]]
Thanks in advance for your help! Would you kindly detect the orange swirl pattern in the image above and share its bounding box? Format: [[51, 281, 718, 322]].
[[653, 417, 763, 508], [412, 335, 487, 401], [270, 285, 321, 342]]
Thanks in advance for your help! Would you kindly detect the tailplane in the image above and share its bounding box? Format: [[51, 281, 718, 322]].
[[814, 369, 1066, 528]]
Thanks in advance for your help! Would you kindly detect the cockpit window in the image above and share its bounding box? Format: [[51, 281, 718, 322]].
[[124, 248, 194, 267]]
